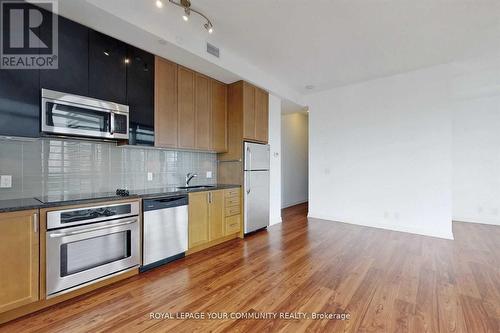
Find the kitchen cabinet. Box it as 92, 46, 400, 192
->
255, 88, 269, 142
188, 191, 210, 248
154, 57, 178, 148
209, 191, 225, 240
189, 189, 236, 250
188, 189, 241, 252
177, 67, 196, 149
218, 81, 269, 165
224, 188, 241, 235
0, 210, 39, 314
127, 46, 155, 146
0, 68, 40, 138
40, 14, 89, 96
89, 30, 127, 104
242, 82, 269, 143
243, 82, 256, 140
211, 79, 228, 152
195, 73, 211, 150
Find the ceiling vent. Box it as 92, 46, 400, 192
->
207, 43, 220, 58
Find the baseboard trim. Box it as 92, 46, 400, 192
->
307, 213, 454, 240
453, 218, 500, 227
270, 216, 282, 225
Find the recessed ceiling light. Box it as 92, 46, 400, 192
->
156, 0, 163, 8
305, 85, 315, 90
103, 51, 110, 56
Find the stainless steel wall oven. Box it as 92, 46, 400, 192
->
46, 201, 140, 297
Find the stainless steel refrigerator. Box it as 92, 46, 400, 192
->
244, 142, 270, 234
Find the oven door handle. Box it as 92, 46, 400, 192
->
49, 218, 137, 238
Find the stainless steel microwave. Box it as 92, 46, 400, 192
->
41, 89, 129, 140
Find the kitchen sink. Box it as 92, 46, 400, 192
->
176, 185, 217, 190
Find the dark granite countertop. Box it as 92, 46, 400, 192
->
0, 198, 45, 213
0, 184, 241, 213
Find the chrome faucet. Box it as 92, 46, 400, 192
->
185, 172, 198, 187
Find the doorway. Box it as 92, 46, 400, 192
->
281, 100, 309, 216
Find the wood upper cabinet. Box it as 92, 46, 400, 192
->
211, 80, 228, 153
195, 74, 211, 150
227, 81, 268, 145
0, 210, 39, 314
178, 67, 196, 149
154, 57, 178, 148
255, 88, 269, 143
188, 192, 210, 248
243, 83, 256, 140
154, 59, 228, 151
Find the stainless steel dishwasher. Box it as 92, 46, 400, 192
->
141, 195, 188, 272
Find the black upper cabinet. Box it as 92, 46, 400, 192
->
127, 46, 155, 146
40, 14, 89, 96
89, 31, 127, 104
0, 69, 40, 138
0, 1, 41, 138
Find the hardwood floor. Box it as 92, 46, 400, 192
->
1, 203, 499, 332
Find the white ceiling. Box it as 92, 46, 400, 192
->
62, 0, 500, 98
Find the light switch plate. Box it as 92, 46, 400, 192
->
206, 171, 212, 179
0, 175, 12, 188
147, 172, 153, 181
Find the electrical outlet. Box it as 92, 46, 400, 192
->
0, 175, 12, 188
206, 171, 212, 179
147, 172, 153, 181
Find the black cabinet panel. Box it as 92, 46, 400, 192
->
40, 14, 89, 96
89, 31, 127, 104
127, 46, 154, 146
0, 69, 40, 137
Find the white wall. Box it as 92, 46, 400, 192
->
306, 64, 454, 239
452, 56, 500, 226
269, 95, 282, 225
281, 113, 309, 208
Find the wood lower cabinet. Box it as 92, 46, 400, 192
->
188, 192, 210, 248
224, 189, 242, 235
0, 210, 39, 314
208, 191, 224, 241
188, 188, 241, 253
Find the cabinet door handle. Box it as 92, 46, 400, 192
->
33, 213, 38, 233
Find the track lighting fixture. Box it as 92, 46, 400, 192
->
165, 0, 214, 34
182, 8, 190, 21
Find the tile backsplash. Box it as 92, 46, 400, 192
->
0, 138, 217, 200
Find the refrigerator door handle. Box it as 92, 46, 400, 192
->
247, 146, 252, 171
246, 172, 251, 194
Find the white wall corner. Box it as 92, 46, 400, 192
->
268, 94, 282, 226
